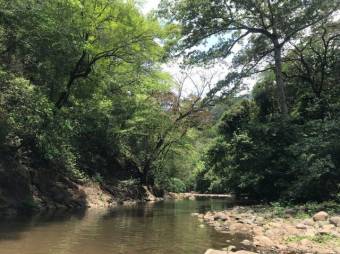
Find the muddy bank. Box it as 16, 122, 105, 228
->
0, 159, 159, 217
194, 206, 340, 254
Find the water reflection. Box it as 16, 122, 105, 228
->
0, 199, 240, 254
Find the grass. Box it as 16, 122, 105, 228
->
286, 233, 340, 245
252, 201, 340, 219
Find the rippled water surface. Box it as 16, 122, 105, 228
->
0, 199, 243, 254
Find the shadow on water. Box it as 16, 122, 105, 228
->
0, 209, 87, 241
0, 199, 249, 254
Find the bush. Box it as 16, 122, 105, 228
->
286, 119, 340, 201
168, 178, 187, 193
201, 96, 340, 201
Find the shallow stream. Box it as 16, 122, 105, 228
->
0, 199, 245, 254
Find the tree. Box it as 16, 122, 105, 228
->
285, 22, 340, 99
198, 21, 340, 200
0, 0, 164, 108
115, 68, 216, 186
159, 0, 339, 116
0, 0, 173, 184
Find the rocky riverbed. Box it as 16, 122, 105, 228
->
193, 207, 340, 254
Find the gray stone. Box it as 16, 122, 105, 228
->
255, 216, 265, 225
204, 249, 228, 254
313, 211, 329, 221
285, 208, 296, 215
317, 220, 330, 228
214, 212, 229, 221
234, 251, 257, 254
319, 224, 336, 234
241, 239, 253, 246
296, 223, 308, 229
330, 216, 340, 227
204, 214, 214, 221
254, 235, 274, 247
302, 219, 315, 226
222, 245, 236, 253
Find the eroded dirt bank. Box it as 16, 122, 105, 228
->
0, 159, 158, 217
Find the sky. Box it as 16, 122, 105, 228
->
142, 0, 161, 14
140, 0, 254, 96
140, 0, 236, 96
139, 1, 340, 97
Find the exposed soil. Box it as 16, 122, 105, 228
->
0, 158, 156, 217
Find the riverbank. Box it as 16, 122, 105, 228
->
194, 204, 340, 254
0, 158, 160, 217
164, 192, 235, 201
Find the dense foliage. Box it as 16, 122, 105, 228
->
159, 0, 340, 201
1, 0, 340, 203
0, 0, 198, 193
195, 28, 340, 201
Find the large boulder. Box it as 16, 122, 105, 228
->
313, 211, 329, 221
229, 222, 253, 235
253, 235, 274, 247
296, 223, 308, 229
214, 212, 229, 221
334, 247, 340, 254
302, 218, 315, 226
330, 216, 340, 227
319, 224, 336, 234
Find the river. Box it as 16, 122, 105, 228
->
0, 199, 245, 254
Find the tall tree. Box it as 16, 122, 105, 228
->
0, 0, 164, 108
159, 0, 339, 116
286, 22, 340, 98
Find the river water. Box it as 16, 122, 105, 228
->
0, 199, 245, 254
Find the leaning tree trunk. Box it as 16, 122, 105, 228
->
273, 43, 289, 117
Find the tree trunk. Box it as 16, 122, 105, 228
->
273, 43, 289, 116
140, 163, 155, 186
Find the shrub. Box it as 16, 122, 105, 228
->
168, 178, 187, 193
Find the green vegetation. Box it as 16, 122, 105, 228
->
0, 0, 200, 196
0, 0, 340, 206
159, 0, 340, 201
252, 201, 340, 219
286, 233, 340, 245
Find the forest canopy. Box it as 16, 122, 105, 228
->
1, 0, 340, 202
